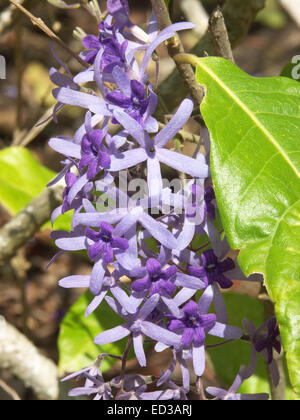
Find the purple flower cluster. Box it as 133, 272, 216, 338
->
48, 0, 278, 401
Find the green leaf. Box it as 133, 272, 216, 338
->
0, 147, 54, 214
58, 291, 134, 375
194, 57, 300, 397
0, 147, 71, 231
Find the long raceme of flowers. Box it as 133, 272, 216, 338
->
48, 0, 281, 401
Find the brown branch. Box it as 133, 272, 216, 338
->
9, 0, 89, 69
0, 183, 64, 266
209, 7, 234, 63
0, 319, 58, 400
150, 0, 205, 108
157, 0, 266, 111
17, 104, 62, 147
14, 9, 24, 142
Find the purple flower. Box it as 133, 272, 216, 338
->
53, 223, 129, 295
94, 294, 181, 367
62, 364, 112, 400
206, 371, 269, 400
81, 34, 101, 65
254, 317, 281, 365
157, 349, 191, 391
189, 184, 216, 221
163, 290, 243, 377
59, 267, 139, 316
72, 187, 179, 264
189, 249, 235, 290
86, 222, 129, 263
62, 172, 77, 213
109, 98, 209, 195
101, 37, 129, 73
51, 171, 92, 225
49, 112, 115, 205
243, 318, 281, 387
107, 80, 150, 125
204, 186, 216, 221
138, 380, 188, 401
107, 0, 131, 29
132, 258, 177, 297
79, 129, 111, 180
107, 0, 130, 16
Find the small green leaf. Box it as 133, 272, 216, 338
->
0, 147, 54, 214
58, 291, 134, 375
194, 57, 300, 397
0, 147, 71, 231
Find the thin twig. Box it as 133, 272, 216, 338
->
9, 0, 89, 69
208, 7, 235, 63
206, 339, 236, 349
196, 377, 206, 400
120, 334, 133, 381
0, 377, 21, 401
151, 0, 205, 109
17, 104, 62, 147
14, 9, 24, 143
157, 0, 266, 112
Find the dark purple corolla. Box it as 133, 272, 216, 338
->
53, 222, 129, 295
189, 249, 235, 290
79, 129, 111, 180
107, 80, 150, 127
107, 0, 131, 29
132, 258, 177, 297
243, 318, 281, 387
130, 258, 181, 317
86, 222, 129, 264
157, 289, 243, 377
51, 171, 93, 225
255, 317, 281, 365
81, 132, 108, 177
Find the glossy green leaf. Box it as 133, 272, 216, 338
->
58, 291, 134, 375
0, 147, 71, 231
194, 57, 300, 397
